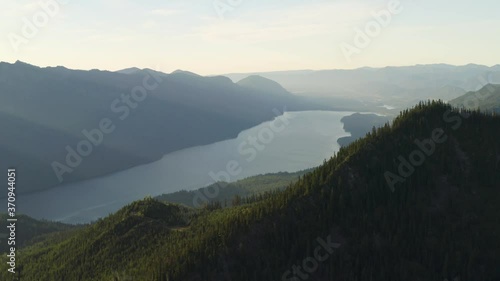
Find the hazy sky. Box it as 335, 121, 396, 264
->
2, 0, 499, 75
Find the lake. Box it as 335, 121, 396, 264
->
16, 111, 354, 223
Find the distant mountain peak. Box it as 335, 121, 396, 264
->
13, 60, 39, 68
207, 75, 234, 85
116, 67, 141, 74
15, 60, 30, 65
171, 69, 201, 77
464, 63, 483, 67
237, 75, 290, 95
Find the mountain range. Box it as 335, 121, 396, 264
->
0, 61, 333, 195
4, 62, 493, 197
225, 64, 500, 108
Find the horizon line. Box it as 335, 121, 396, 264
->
2, 60, 500, 77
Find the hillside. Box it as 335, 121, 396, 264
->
0, 61, 332, 195
450, 84, 500, 113
156, 170, 310, 208
1, 199, 194, 280
2, 102, 500, 281
0, 214, 75, 254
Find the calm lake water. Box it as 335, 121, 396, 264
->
17, 111, 353, 223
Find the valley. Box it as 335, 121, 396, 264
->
9, 110, 360, 224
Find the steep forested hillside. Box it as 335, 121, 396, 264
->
450, 84, 500, 113
2, 102, 499, 281
0, 61, 331, 195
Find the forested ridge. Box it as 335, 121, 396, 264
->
155, 170, 309, 208
1, 101, 499, 281
450, 84, 500, 113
